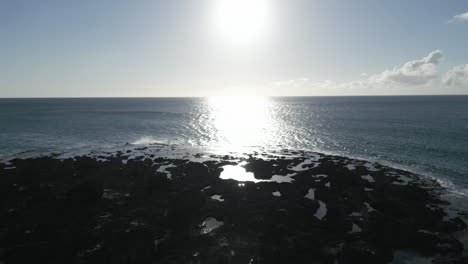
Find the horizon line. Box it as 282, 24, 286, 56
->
1, 94, 468, 99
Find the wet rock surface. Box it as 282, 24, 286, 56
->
0, 152, 466, 263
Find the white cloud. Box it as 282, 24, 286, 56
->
270, 50, 467, 95
279, 50, 442, 88
448, 11, 468, 23
371, 50, 442, 86
443, 64, 468, 86
273, 78, 309, 87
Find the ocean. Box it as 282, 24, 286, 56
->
1, 96, 467, 195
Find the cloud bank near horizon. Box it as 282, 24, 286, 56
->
272, 50, 468, 95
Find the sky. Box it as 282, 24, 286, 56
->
1, 0, 468, 97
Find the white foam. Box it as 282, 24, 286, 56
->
418, 229, 439, 235
270, 173, 296, 183
289, 159, 317, 172
157, 163, 177, 179
345, 164, 356, 170
201, 185, 211, 191
84, 243, 102, 254
220, 164, 260, 182
132, 136, 167, 145
211, 195, 224, 202
393, 175, 412, 185
364, 162, 380, 172
325, 182, 331, 187
130, 220, 144, 227
220, 163, 296, 183
349, 212, 362, 217
201, 217, 223, 234
361, 174, 375, 183
305, 188, 315, 200
99, 213, 112, 219
272, 191, 281, 197
313, 174, 328, 178
309, 153, 321, 161
103, 189, 129, 200
314, 200, 327, 220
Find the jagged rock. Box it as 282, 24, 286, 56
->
0, 153, 466, 263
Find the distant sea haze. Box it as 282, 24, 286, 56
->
1, 96, 467, 195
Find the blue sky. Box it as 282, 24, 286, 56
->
1, 0, 468, 97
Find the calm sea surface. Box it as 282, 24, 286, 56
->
1, 96, 467, 193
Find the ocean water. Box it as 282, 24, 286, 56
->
1, 96, 467, 194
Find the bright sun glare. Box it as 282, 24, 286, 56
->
207, 96, 276, 153
213, 0, 269, 44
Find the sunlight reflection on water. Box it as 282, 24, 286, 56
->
219, 163, 262, 183
204, 96, 278, 153
219, 162, 296, 183
186, 96, 325, 157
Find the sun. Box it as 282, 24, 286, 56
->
213, 0, 269, 44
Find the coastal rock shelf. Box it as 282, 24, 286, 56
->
0, 151, 466, 263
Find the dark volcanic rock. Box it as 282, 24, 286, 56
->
0, 153, 466, 264
244, 158, 274, 179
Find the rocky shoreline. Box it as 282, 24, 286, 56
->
0, 150, 466, 263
